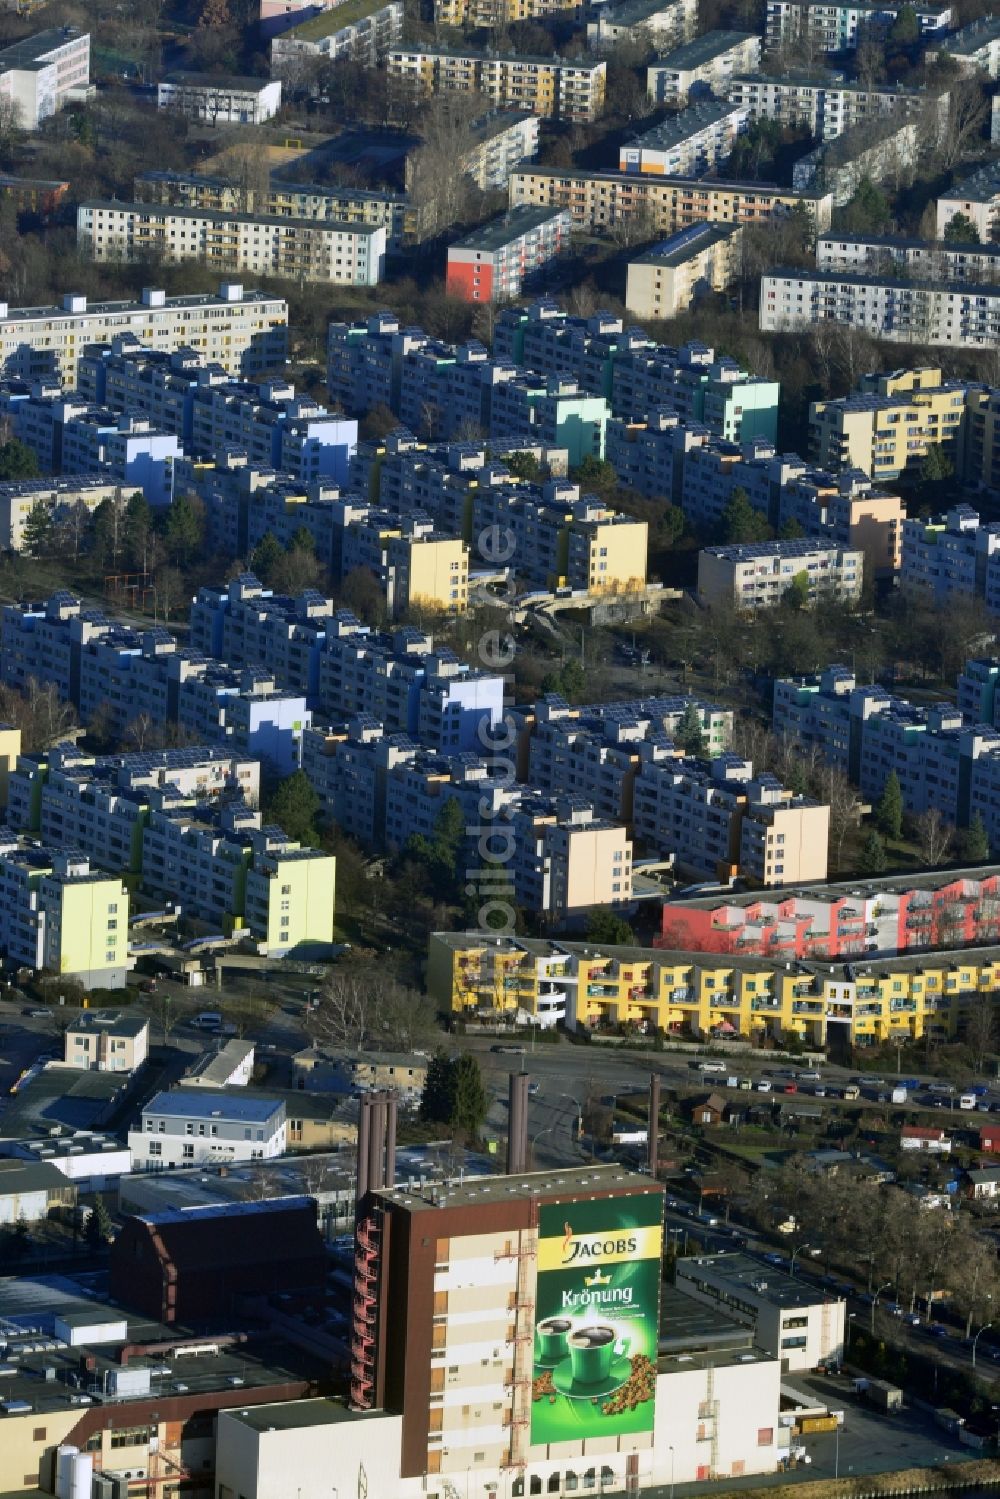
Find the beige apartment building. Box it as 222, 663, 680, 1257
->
632, 753, 830, 886
510, 165, 832, 232
386, 48, 607, 121
809, 368, 967, 480
697, 538, 864, 610
63, 1010, 149, 1073
0, 284, 288, 387
626, 222, 743, 317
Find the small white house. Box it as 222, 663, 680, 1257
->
156, 72, 282, 125
184, 1039, 256, 1089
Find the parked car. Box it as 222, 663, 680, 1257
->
22, 1007, 49, 1018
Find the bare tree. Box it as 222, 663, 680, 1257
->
963, 989, 996, 1074
917, 807, 955, 867
814, 764, 864, 871
935, 77, 989, 170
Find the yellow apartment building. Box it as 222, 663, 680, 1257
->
809, 368, 967, 480
243, 847, 336, 957
434, 0, 580, 25
428, 932, 1000, 1048
386, 48, 606, 121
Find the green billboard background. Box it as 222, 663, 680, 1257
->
530, 1190, 663, 1447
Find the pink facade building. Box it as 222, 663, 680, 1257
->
657, 869, 1000, 959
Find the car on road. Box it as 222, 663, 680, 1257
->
905, 1313, 920, 1326
924, 1324, 950, 1340
783, 1082, 798, 1093
22, 1007, 49, 1019
528, 1081, 541, 1096
798, 1070, 822, 1081
490, 1044, 525, 1055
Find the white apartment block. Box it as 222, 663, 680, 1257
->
0, 27, 89, 131
157, 72, 282, 123
792, 115, 925, 207
646, 29, 760, 104
137, 169, 416, 252
927, 14, 1000, 77
937, 164, 1000, 242
77, 201, 386, 287
0, 476, 120, 552
459, 110, 540, 190
698, 538, 864, 611
129, 1090, 286, 1171
728, 72, 944, 140
269, 0, 402, 68
0, 592, 311, 774
77, 343, 356, 483
0, 841, 131, 988
761, 268, 1000, 350
676, 1254, 846, 1373
8, 744, 335, 956
0, 284, 288, 387
901, 504, 1000, 614
764, 0, 952, 54
817, 232, 1000, 282
619, 99, 750, 177
772, 664, 1000, 845
587, 0, 697, 49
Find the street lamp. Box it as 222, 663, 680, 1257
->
834, 1421, 841, 1480
669, 1444, 675, 1499
973, 1317, 996, 1371
560, 1092, 584, 1140
789, 1242, 811, 1277
529, 1122, 554, 1167
846, 1312, 857, 1354
871, 1281, 893, 1336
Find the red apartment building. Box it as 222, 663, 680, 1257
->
446, 205, 571, 303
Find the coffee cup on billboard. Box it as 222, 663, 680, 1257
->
568, 1325, 617, 1385
536, 1317, 572, 1362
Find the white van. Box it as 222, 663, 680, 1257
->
191, 1011, 223, 1031
756, 1079, 773, 1093
698, 1061, 727, 1074
959, 1092, 977, 1110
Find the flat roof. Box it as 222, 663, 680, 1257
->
79, 200, 382, 236
378, 1163, 656, 1213
280, 0, 398, 38
659, 1284, 754, 1352
451, 205, 568, 251
0, 28, 83, 70
766, 264, 1000, 297
162, 71, 277, 90
650, 29, 758, 69
633, 221, 742, 266
0, 288, 286, 327
390, 44, 604, 68
69, 1008, 147, 1038
678, 1252, 844, 1309
143, 1088, 283, 1123
512, 164, 825, 199
227, 1396, 379, 1431
629, 100, 745, 151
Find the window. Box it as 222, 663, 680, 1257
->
758, 1428, 774, 1446
33, 1427, 46, 1441
148, 1140, 162, 1156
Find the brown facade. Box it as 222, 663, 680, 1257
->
110, 1198, 326, 1324
373, 1182, 663, 1478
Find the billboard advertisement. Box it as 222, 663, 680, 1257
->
530, 1190, 663, 1447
